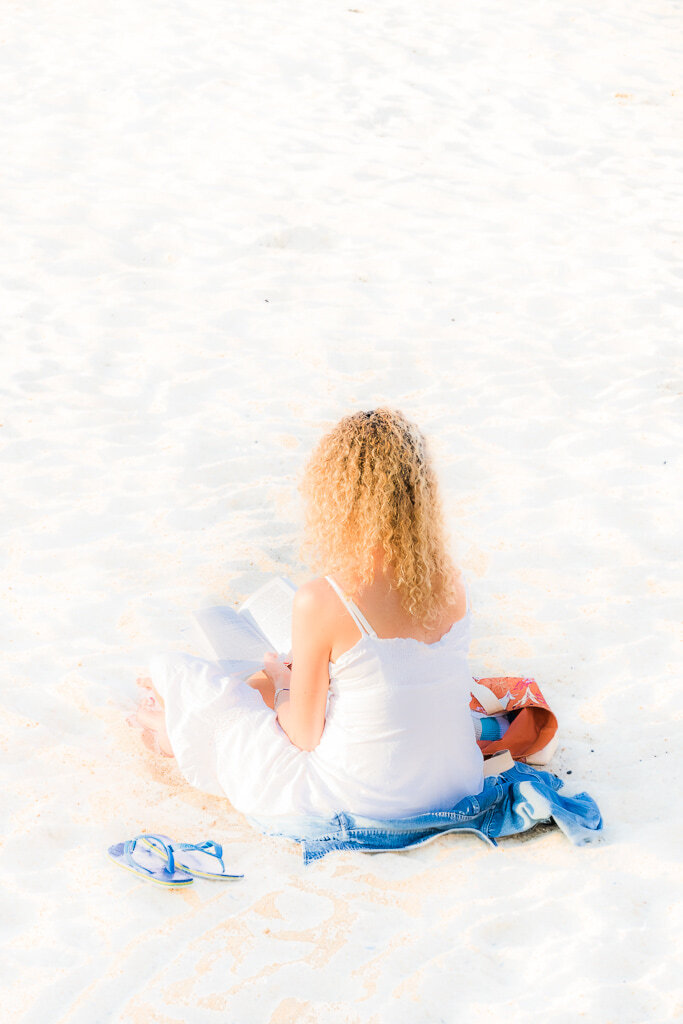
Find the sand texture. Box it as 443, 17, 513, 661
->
1, 1, 682, 1021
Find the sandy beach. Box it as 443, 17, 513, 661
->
2, 1, 682, 1021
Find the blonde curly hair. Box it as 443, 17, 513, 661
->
298, 408, 460, 627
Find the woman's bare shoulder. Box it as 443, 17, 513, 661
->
291, 577, 339, 654
294, 576, 335, 600
292, 577, 338, 620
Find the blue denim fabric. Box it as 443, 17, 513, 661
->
247, 762, 603, 865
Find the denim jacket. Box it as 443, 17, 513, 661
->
247, 761, 603, 865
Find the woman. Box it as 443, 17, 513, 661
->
132, 408, 485, 825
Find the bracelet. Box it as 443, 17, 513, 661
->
274, 687, 290, 712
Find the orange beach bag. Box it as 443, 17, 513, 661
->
470, 676, 559, 766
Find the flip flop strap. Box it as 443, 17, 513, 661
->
128, 833, 176, 875
175, 839, 225, 872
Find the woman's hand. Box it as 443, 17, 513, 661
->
262, 652, 292, 689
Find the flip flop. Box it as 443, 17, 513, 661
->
138, 832, 244, 880
107, 833, 194, 887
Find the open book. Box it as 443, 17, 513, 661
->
192, 575, 297, 680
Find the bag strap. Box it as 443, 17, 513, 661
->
470, 681, 506, 715
482, 748, 515, 776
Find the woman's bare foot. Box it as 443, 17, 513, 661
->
140, 725, 174, 758
136, 676, 165, 709
133, 705, 174, 757
128, 677, 174, 758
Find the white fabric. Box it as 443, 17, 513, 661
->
149, 590, 485, 822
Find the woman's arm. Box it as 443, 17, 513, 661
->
263, 581, 332, 752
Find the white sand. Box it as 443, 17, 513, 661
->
2, 1, 681, 1021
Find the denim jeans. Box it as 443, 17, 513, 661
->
247, 762, 603, 865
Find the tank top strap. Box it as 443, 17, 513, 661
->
324, 575, 378, 638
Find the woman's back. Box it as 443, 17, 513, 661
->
326, 554, 469, 663
308, 574, 485, 818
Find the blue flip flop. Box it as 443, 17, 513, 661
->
138, 832, 244, 880
107, 833, 194, 887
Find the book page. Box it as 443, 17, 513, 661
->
239, 576, 297, 654
215, 658, 267, 682
193, 605, 271, 661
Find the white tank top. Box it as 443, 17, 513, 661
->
306, 575, 485, 818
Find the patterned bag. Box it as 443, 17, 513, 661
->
470, 676, 559, 766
